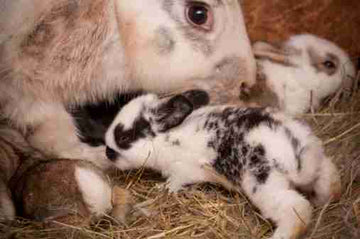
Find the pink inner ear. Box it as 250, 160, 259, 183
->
253, 41, 298, 66
255, 50, 288, 64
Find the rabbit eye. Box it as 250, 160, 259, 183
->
118, 136, 130, 143
323, 60, 336, 69
186, 2, 213, 31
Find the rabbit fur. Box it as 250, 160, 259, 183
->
105, 90, 341, 239
11, 158, 132, 225
0, 120, 132, 223
240, 34, 356, 115
0, 0, 256, 166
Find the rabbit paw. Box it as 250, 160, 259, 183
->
165, 178, 186, 193
111, 186, 133, 224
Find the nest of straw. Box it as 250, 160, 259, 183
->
1, 70, 360, 239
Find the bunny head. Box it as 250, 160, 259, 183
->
116, 0, 257, 93
287, 34, 355, 93
0, 0, 255, 127
105, 90, 209, 170
240, 34, 356, 114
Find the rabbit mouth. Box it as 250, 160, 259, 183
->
213, 56, 248, 78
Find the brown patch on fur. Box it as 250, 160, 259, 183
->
15, 0, 109, 103
204, 77, 246, 105
183, 57, 255, 106
0, 141, 21, 183
13, 160, 91, 222
10, 159, 113, 226
307, 47, 340, 76
81, 0, 107, 20
114, 1, 138, 79
0, 122, 42, 184
20, 1, 78, 59
239, 68, 279, 108
21, 23, 55, 60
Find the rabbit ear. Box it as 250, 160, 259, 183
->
156, 95, 193, 132
253, 41, 295, 66
180, 90, 209, 110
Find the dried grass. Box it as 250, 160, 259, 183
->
1, 73, 360, 239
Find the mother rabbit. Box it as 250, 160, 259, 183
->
0, 0, 255, 221
0, 0, 256, 167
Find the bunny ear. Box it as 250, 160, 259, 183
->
180, 90, 209, 110
253, 41, 295, 66
156, 95, 193, 132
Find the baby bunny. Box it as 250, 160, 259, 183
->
240, 34, 356, 115
105, 90, 341, 239
10, 158, 132, 226
0, 121, 43, 222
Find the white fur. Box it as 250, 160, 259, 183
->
105, 93, 341, 239
254, 34, 356, 115
75, 166, 112, 217
0, 0, 256, 165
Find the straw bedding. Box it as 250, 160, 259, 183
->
1, 71, 359, 239
1, 0, 360, 237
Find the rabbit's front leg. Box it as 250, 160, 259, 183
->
165, 177, 186, 193
164, 163, 210, 193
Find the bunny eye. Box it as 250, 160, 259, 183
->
118, 136, 130, 143
186, 2, 213, 31
323, 60, 336, 69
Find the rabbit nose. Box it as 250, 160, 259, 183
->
106, 147, 119, 161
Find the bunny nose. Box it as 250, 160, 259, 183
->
106, 147, 119, 161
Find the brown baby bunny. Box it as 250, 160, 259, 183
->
10, 158, 133, 226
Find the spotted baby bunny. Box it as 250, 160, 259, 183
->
105, 90, 341, 239
240, 34, 356, 115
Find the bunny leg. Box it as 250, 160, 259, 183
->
165, 163, 213, 193
312, 157, 341, 206
290, 143, 341, 206
111, 186, 133, 223
242, 171, 312, 239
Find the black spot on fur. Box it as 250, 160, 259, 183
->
106, 147, 119, 161
207, 107, 274, 185
205, 107, 278, 132
154, 27, 175, 55
241, 146, 248, 156
181, 90, 210, 110
211, 132, 244, 185
272, 158, 287, 174
156, 95, 193, 132
69, 92, 144, 146
114, 116, 155, 150
248, 145, 270, 184
284, 127, 303, 171
172, 139, 181, 146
